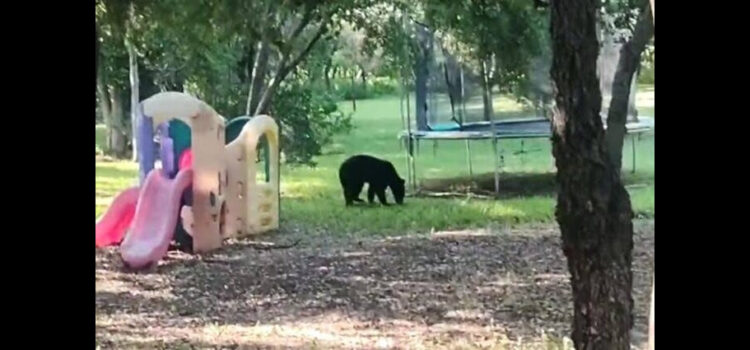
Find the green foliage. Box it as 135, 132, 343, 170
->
96, 0, 649, 166
353, 3, 421, 80
329, 76, 400, 100
271, 80, 353, 166
600, 0, 648, 37
134, 0, 252, 117
423, 0, 548, 88
369, 76, 401, 96
96, 0, 130, 92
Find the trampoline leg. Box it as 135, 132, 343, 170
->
631, 135, 637, 174
465, 139, 473, 179
414, 139, 418, 190
433, 140, 438, 157
493, 137, 500, 194
500, 144, 505, 169
404, 137, 411, 191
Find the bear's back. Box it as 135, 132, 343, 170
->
339, 154, 397, 183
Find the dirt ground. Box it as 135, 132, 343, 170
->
96, 220, 654, 350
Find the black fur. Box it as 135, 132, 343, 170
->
171, 187, 193, 253
339, 154, 405, 206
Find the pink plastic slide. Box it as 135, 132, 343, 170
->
120, 168, 193, 269
96, 187, 140, 248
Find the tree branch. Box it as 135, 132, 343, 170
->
282, 4, 316, 54
533, 0, 549, 9
283, 22, 329, 76
604, 3, 653, 172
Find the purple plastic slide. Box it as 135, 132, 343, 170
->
120, 167, 193, 269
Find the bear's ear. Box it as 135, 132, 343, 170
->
399, 178, 405, 184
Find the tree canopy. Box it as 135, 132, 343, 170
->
96, 0, 651, 166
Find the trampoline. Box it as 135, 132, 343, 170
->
399, 116, 654, 194
396, 20, 654, 194
403, 116, 654, 140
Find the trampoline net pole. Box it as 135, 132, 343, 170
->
632, 134, 637, 174
399, 87, 405, 134
493, 137, 500, 194
405, 78, 416, 192
465, 139, 473, 179
459, 66, 465, 126
412, 138, 418, 190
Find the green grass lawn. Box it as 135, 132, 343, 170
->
96, 87, 654, 237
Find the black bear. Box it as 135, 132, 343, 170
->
339, 154, 405, 206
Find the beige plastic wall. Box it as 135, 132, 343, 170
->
224, 115, 279, 238
141, 92, 226, 253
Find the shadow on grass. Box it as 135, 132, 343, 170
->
419, 171, 654, 199
282, 194, 555, 237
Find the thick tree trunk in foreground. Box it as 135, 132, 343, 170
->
647, 3, 654, 349
549, 0, 635, 349
605, 5, 653, 173
650, 0, 654, 20
648, 280, 654, 350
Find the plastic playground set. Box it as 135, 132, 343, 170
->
95, 92, 280, 269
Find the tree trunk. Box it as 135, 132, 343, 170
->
647, 8, 653, 350
412, 23, 432, 130
108, 86, 128, 157
414, 60, 428, 129
97, 74, 112, 151
481, 59, 494, 121
648, 279, 654, 350
324, 62, 332, 90
627, 69, 638, 120
549, 0, 635, 349
350, 71, 357, 111
605, 5, 653, 173
253, 54, 289, 116
253, 22, 328, 116
126, 13, 139, 161
359, 65, 367, 94
650, 0, 654, 21
246, 40, 270, 116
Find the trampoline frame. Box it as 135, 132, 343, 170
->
398, 117, 654, 194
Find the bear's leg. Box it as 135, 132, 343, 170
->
375, 186, 390, 206
341, 179, 353, 205
367, 185, 376, 204
345, 181, 364, 206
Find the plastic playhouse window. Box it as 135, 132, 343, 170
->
255, 135, 271, 183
